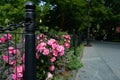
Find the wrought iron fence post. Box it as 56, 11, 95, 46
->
24, 1, 36, 80
73, 29, 76, 55
86, 0, 91, 46
78, 33, 81, 46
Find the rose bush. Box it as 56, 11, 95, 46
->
36, 33, 71, 80
0, 33, 71, 80
0, 34, 24, 80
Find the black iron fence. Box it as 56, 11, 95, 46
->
0, 29, 25, 80
0, 1, 83, 80
71, 29, 82, 55
0, 1, 36, 80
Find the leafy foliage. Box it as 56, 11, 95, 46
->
1, 0, 120, 34
67, 54, 83, 70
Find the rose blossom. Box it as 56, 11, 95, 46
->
9, 60, 16, 65
46, 72, 53, 80
17, 72, 23, 78
62, 35, 71, 40
47, 39, 56, 46
2, 55, 8, 62
39, 33, 44, 37
64, 42, 70, 49
3, 34, 12, 40
21, 54, 25, 62
52, 50, 58, 57
12, 74, 17, 80
40, 42, 46, 47
43, 48, 49, 55
11, 65, 24, 79
50, 57, 56, 62
2, 55, 16, 65
51, 42, 58, 49
8, 46, 14, 54
0, 39, 2, 43
56, 45, 64, 53
36, 42, 46, 52
36, 44, 43, 52
1, 37, 6, 43
37, 36, 40, 40
16, 65, 23, 73
12, 73, 23, 80
13, 49, 20, 55
36, 52, 39, 59
49, 65, 55, 71
59, 51, 64, 56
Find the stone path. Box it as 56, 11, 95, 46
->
75, 41, 120, 80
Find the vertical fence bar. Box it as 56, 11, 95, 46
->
78, 33, 81, 46
73, 29, 76, 55
24, 1, 36, 80
86, 0, 91, 46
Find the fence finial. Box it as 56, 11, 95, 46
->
25, 1, 35, 10
25, 1, 35, 32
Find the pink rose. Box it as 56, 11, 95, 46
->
1, 37, 6, 43
12, 73, 23, 80
0, 39, 2, 43
37, 36, 40, 40
59, 51, 64, 56
21, 54, 25, 62
49, 65, 55, 71
8, 46, 14, 54
36, 44, 43, 52
13, 49, 20, 55
36, 42, 46, 49
40, 42, 46, 47
67, 40, 70, 43
4, 34, 12, 40
47, 39, 56, 46
17, 72, 23, 78
7, 34, 12, 40
62, 35, 71, 40
39, 33, 44, 37
51, 43, 58, 49
64, 42, 70, 49
36, 42, 46, 52
50, 57, 56, 62
16, 65, 23, 73
36, 52, 39, 59
12, 74, 17, 80
57, 45, 64, 52
9, 60, 16, 65
66, 35, 71, 40
43, 48, 49, 55
52, 50, 58, 57
2, 55, 8, 62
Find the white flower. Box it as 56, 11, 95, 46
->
46, 72, 53, 80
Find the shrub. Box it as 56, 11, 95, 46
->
0, 33, 71, 80
66, 50, 83, 70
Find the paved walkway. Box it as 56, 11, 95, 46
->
75, 41, 120, 80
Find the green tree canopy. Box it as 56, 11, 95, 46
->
0, 0, 120, 36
